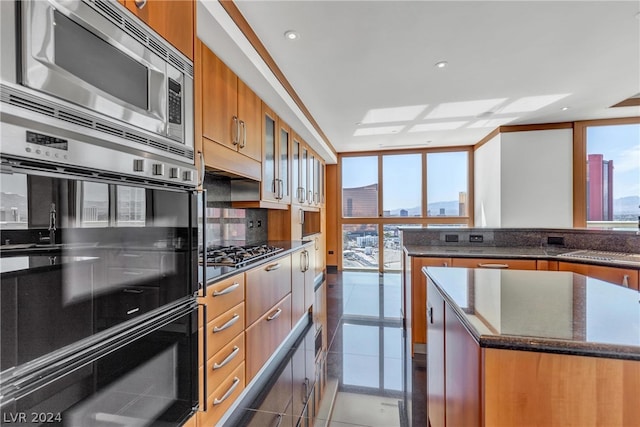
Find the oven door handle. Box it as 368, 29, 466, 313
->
199, 189, 208, 297
199, 303, 208, 412
213, 314, 240, 332
213, 377, 240, 405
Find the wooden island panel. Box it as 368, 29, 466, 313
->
483, 348, 640, 427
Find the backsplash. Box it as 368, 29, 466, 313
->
203, 174, 267, 245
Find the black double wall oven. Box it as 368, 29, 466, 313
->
0, 161, 200, 426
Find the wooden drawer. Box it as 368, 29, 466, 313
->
558, 262, 639, 290
450, 258, 537, 270
245, 255, 292, 326
199, 273, 245, 322
245, 294, 292, 381
198, 362, 246, 427
201, 302, 245, 360
199, 332, 245, 402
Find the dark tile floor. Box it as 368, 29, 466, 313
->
226, 270, 427, 426
322, 270, 427, 427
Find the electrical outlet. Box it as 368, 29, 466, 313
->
257, 220, 262, 227
547, 236, 564, 245
469, 234, 484, 243
248, 220, 254, 229
445, 234, 459, 242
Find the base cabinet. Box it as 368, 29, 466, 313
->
558, 262, 639, 290
426, 276, 640, 427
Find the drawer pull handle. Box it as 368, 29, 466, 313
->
622, 275, 630, 287
266, 263, 281, 272
213, 346, 240, 370
213, 377, 240, 405
127, 308, 140, 315
213, 282, 241, 297
122, 270, 144, 276
271, 413, 284, 427
477, 263, 509, 269
267, 308, 282, 321
213, 314, 240, 332
123, 289, 144, 294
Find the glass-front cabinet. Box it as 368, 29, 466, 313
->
261, 103, 290, 204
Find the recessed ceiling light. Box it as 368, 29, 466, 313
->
434, 61, 448, 69
561, 106, 570, 111
284, 30, 299, 40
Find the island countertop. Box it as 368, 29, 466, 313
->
423, 266, 640, 361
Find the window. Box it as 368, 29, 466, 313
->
574, 119, 640, 230
427, 151, 469, 217
383, 154, 422, 217
116, 186, 146, 226
340, 149, 472, 271
342, 156, 378, 218
81, 182, 109, 227
0, 174, 28, 229
585, 123, 639, 229
342, 224, 378, 270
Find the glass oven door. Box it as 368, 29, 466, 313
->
0, 302, 198, 427
0, 169, 197, 374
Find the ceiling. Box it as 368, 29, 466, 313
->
198, 1, 640, 163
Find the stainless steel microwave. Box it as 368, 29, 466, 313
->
0, 0, 195, 165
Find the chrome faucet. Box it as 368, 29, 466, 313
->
49, 203, 56, 244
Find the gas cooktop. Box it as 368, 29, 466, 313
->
200, 244, 284, 268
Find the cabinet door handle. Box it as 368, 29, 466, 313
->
126, 307, 140, 315
299, 208, 304, 225
134, 0, 147, 9
199, 151, 205, 188
427, 305, 433, 324
123, 288, 144, 294
232, 116, 239, 146
477, 263, 509, 269
308, 190, 313, 204
239, 120, 246, 148
622, 274, 630, 287
271, 413, 284, 427
266, 263, 281, 272
305, 250, 310, 271
300, 251, 307, 273
279, 179, 284, 200
213, 314, 240, 332
267, 308, 282, 321
213, 346, 240, 370
213, 282, 241, 297
213, 377, 240, 405
443, 262, 448, 267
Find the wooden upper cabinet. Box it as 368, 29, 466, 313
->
121, 0, 194, 60
261, 105, 291, 205
201, 46, 238, 150
197, 40, 262, 180
237, 80, 263, 162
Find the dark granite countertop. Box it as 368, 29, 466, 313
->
0, 255, 99, 275
404, 244, 640, 269
199, 240, 313, 285
423, 266, 640, 361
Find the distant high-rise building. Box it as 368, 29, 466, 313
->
400, 209, 408, 217
343, 183, 378, 217
587, 154, 614, 221
458, 192, 467, 216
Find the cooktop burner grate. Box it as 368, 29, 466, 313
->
200, 244, 284, 268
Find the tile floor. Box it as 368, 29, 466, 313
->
227, 270, 427, 427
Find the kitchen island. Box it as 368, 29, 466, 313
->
424, 266, 640, 427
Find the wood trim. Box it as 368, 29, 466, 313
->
499, 122, 573, 133
218, 1, 336, 158
573, 121, 587, 227
473, 127, 500, 151
572, 116, 640, 227
611, 97, 640, 108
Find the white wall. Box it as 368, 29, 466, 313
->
474, 134, 502, 227
474, 128, 573, 227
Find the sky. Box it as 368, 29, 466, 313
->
587, 123, 640, 199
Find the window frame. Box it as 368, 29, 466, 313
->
572, 117, 640, 228
338, 146, 474, 271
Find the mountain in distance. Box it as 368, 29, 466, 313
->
388, 196, 639, 217
614, 196, 639, 214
